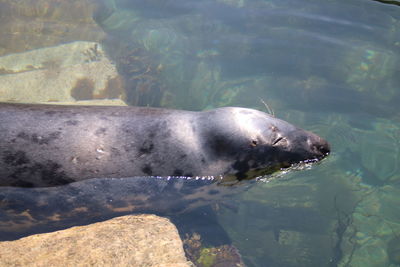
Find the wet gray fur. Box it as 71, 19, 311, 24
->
0, 103, 329, 187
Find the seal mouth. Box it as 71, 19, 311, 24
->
304, 147, 330, 164
278, 152, 329, 175
282, 138, 330, 171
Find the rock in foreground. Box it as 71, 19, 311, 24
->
0, 214, 192, 267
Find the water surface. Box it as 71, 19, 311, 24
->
0, 0, 399, 266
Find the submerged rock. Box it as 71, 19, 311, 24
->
183, 233, 245, 267
0, 214, 192, 267
0, 41, 125, 103
0, 0, 106, 56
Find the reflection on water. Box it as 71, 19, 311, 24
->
0, 176, 248, 240
0, 0, 399, 266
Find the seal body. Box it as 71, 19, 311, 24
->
0, 103, 329, 187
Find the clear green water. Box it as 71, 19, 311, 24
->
0, 0, 399, 266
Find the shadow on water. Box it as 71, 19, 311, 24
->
0, 172, 358, 266
371, 0, 400, 6
0, 176, 250, 241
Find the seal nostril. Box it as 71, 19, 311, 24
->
311, 141, 330, 157
319, 144, 330, 155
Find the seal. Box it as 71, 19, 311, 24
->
0, 103, 330, 187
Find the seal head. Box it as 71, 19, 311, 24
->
197, 107, 330, 180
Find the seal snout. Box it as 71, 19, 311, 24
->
307, 135, 331, 160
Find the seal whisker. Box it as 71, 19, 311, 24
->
259, 97, 275, 117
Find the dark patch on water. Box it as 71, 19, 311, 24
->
208, 189, 220, 195
171, 205, 232, 247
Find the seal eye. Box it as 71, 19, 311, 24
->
251, 140, 258, 147
272, 137, 284, 146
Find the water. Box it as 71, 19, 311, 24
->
0, 0, 399, 266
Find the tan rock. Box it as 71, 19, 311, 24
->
0, 41, 126, 103
0, 214, 193, 267
0, 0, 106, 56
